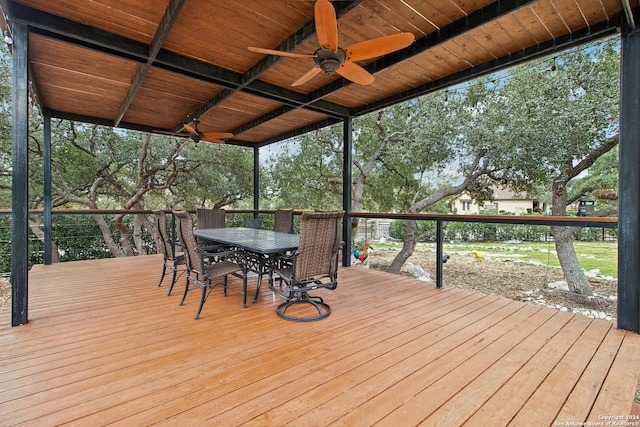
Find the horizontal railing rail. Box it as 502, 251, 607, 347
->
349, 212, 617, 288
0, 209, 618, 288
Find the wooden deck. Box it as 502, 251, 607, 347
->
0, 255, 638, 426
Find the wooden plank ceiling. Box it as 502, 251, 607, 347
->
1, 0, 636, 147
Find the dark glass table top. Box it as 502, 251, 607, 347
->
193, 227, 299, 254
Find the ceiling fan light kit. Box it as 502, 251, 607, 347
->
314, 47, 345, 74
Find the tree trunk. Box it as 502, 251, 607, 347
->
95, 214, 125, 257
388, 219, 417, 274
114, 214, 135, 256
132, 214, 147, 256
28, 216, 60, 263
550, 179, 593, 296
552, 226, 593, 296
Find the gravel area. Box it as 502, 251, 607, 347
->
366, 247, 617, 323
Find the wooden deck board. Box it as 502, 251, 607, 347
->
0, 255, 638, 426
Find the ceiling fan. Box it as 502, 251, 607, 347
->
156, 118, 233, 144
248, 0, 415, 87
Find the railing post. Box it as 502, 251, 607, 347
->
436, 219, 443, 289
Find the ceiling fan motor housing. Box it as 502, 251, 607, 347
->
314, 48, 346, 75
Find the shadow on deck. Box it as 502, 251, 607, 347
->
0, 255, 638, 425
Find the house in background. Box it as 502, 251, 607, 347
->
449, 187, 547, 215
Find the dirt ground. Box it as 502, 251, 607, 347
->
365, 247, 618, 322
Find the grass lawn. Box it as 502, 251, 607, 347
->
374, 240, 618, 278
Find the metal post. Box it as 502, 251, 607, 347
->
618, 22, 640, 333
43, 111, 52, 265
11, 22, 29, 326
342, 117, 353, 267
253, 146, 259, 218
436, 220, 443, 288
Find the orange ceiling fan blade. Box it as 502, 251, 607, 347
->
202, 132, 233, 141
292, 66, 322, 86
183, 123, 198, 135
337, 61, 375, 85
202, 138, 225, 144
345, 33, 415, 62
315, 0, 338, 52
248, 46, 315, 59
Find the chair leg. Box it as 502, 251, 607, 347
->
252, 271, 262, 304
168, 267, 178, 291
167, 275, 176, 296
241, 275, 248, 308
167, 266, 179, 296
180, 275, 190, 306
194, 284, 208, 320
156, 263, 168, 287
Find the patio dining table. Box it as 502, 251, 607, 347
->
193, 227, 299, 305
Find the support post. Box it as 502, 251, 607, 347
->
342, 117, 353, 266
43, 111, 52, 265
618, 21, 640, 333
11, 22, 29, 326
253, 146, 260, 218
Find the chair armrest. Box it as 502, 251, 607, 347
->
278, 250, 299, 262
198, 244, 227, 253
197, 246, 239, 258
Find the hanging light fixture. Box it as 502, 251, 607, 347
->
2, 11, 12, 45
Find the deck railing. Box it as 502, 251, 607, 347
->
349, 212, 618, 288
0, 209, 617, 286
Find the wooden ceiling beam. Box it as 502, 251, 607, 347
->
114, 0, 186, 127
8, 2, 351, 120
256, 117, 343, 147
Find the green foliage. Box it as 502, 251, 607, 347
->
52, 214, 118, 261
174, 143, 254, 209
482, 37, 620, 198
266, 130, 343, 210
0, 214, 158, 273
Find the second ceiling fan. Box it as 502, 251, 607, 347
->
248, 0, 415, 86
158, 118, 233, 144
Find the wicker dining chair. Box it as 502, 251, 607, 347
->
273, 209, 294, 234
196, 207, 228, 247
153, 210, 187, 296
245, 218, 262, 229
196, 207, 225, 229
269, 211, 344, 321
173, 210, 246, 319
